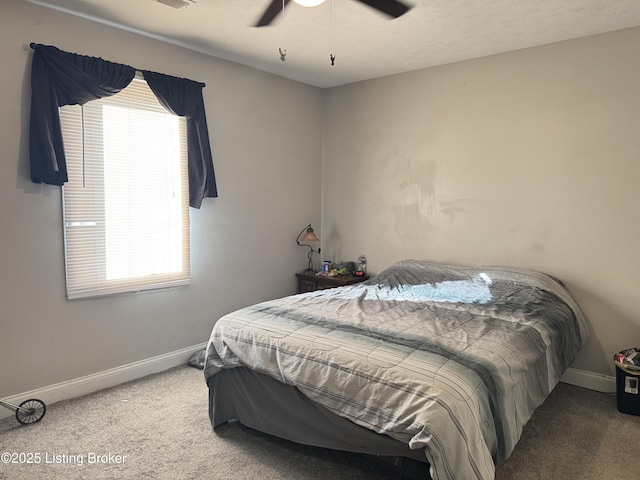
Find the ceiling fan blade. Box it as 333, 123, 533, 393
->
355, 0, 412, 19
255, 0, 291, 27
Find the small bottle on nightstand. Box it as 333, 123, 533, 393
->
357, 255, 367, 276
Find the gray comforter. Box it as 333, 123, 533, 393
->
204, 260, 588, 480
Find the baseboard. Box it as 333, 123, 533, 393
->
560, 367, 616, 393
0, 343, 207, 420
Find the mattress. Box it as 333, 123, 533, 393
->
204, 260, 588, 480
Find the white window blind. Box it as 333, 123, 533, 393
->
60, 77, 190, 300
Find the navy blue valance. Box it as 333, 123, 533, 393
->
29, 43, 217, 208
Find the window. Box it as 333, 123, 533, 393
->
60, 77, 190, 299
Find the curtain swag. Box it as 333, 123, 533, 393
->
28, 43, 217, 208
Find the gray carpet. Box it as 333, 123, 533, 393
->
0, 365, 638, 480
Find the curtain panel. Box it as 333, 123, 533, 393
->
28, 43, 217, 208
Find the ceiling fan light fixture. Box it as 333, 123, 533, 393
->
256, 0, 411, 27
293, 0, 326, 7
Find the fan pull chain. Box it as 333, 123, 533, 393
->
279, 0, 287, 61
329, 0, 335, 65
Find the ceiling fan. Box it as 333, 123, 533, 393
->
255, 0, 413, 27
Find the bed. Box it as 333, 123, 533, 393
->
204, 260, 588, 480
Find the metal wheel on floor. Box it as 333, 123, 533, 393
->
15, 398, 46, 425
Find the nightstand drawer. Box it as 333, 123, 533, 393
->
295, 272, 369, 294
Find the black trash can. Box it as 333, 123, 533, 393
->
614, 348, 640, 416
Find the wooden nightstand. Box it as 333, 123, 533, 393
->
296, 272, 369, 294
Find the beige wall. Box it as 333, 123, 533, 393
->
0, 0, 322, 395
321, 27, 640, 377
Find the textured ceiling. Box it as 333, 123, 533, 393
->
25, 0, 640, 88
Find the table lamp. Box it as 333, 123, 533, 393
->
296, 224, 321, 273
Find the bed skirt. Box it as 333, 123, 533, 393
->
208, 367, 431, 479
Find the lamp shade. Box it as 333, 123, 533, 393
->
301, 226, 319, 242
